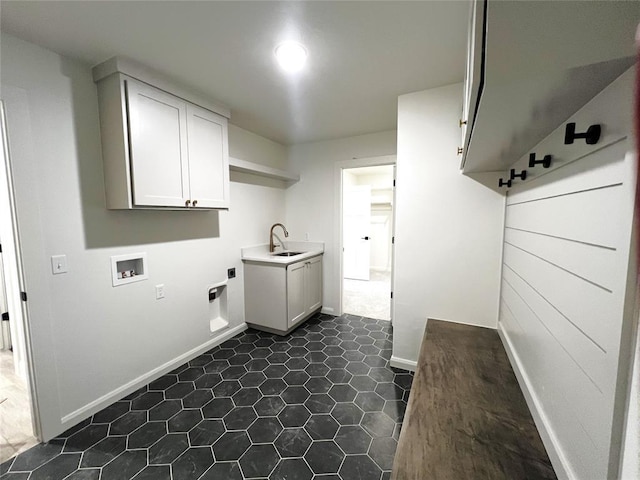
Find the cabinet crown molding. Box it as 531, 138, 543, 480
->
92, 56, 231, 119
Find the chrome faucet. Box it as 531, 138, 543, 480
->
270, 223, 289, 252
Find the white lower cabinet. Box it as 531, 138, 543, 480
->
244, 255, 323, 334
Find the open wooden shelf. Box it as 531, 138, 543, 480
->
229, 157, 299, 182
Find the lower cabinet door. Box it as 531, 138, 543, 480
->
305, 256, 323, 313
287, 261, 307, 326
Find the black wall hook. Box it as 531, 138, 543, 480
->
498, 178, 512, 188
510, 169, 527, 181
529, 153, 552, 168
564, 122, 601, 145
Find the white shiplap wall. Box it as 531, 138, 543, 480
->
498, 68, 637, 480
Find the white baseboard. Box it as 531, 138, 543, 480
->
390, 355, 417, 372
60, 323, 248, 428
498, 324, 574, 480
321, 307, 335, 315
370, 267, 391, 273
427, 316, 497, 330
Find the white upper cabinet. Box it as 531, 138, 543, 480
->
460, 0, 639, 173
127, 80, 190, 207
185, 104, 229, 209
460, 0, 483, 157
93, 57, 230, 209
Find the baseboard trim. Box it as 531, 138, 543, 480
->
390, 355, 417, 372
498, 324, 573, 480
60, 323, 248, 427
427, 316, 497, 330
321, 307, 335, 315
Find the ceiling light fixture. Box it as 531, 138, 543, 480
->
275, 41, 307, 73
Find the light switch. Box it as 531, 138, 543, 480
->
51, 255, 68, 274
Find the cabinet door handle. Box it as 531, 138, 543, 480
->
185, 199, 191, 207
192, 200, 198, 207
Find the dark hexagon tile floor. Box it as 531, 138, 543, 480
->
0, 314, 412, 480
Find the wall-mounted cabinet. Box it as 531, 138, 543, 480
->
93, 57, 230, 209
460, 0, 638, 173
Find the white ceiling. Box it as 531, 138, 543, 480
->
0, 1, 468, 145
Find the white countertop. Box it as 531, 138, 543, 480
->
241, 241, 324, 266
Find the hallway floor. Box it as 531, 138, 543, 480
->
0, 313, 411, 480
343, 270, 391, 321
0, 350, 38, 463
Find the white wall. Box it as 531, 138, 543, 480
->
497, 69, 637, 480
0, 33, 288, 440
229, 123, 287, 170
393, 83, 505, 368
285, 131, 397, 314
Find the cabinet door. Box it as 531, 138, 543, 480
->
287, 261, 307, 327
186, 104, 230, 208
305, 256, 323, 313
126, 80, 189, 207
461, 0, 485, 157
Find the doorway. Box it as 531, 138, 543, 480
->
0, 100, 38, 462
341, 164, 395, 321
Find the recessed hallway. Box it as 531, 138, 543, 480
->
343, 271, 391, 321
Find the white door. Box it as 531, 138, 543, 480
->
305, 256, 323, 313
287, 261, 307, 326
126, 80, 189, 207
186, 104, 230, 208
343, 185, 371, 280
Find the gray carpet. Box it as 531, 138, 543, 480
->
343, 271, 391, 321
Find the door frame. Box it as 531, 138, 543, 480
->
334, 155, 397, 319
0, 100, 41, 440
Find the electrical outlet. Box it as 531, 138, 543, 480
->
155, 284, 165, 299
227, 268, 236, 279
51, 255, 68, 274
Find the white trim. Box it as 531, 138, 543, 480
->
428, 316, 496, 330
498, 322, 574, 480
61, 322, 248, 427
334, 155, 397, 318
0, 100, 41, 440
321, 307, 335, 315
390, 355, 417, 372
92, 56, 231, 118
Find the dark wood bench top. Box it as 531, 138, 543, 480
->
391, 319, 556, 480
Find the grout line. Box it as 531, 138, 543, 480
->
507, 182, 623, 207
505, 241, 613, 293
